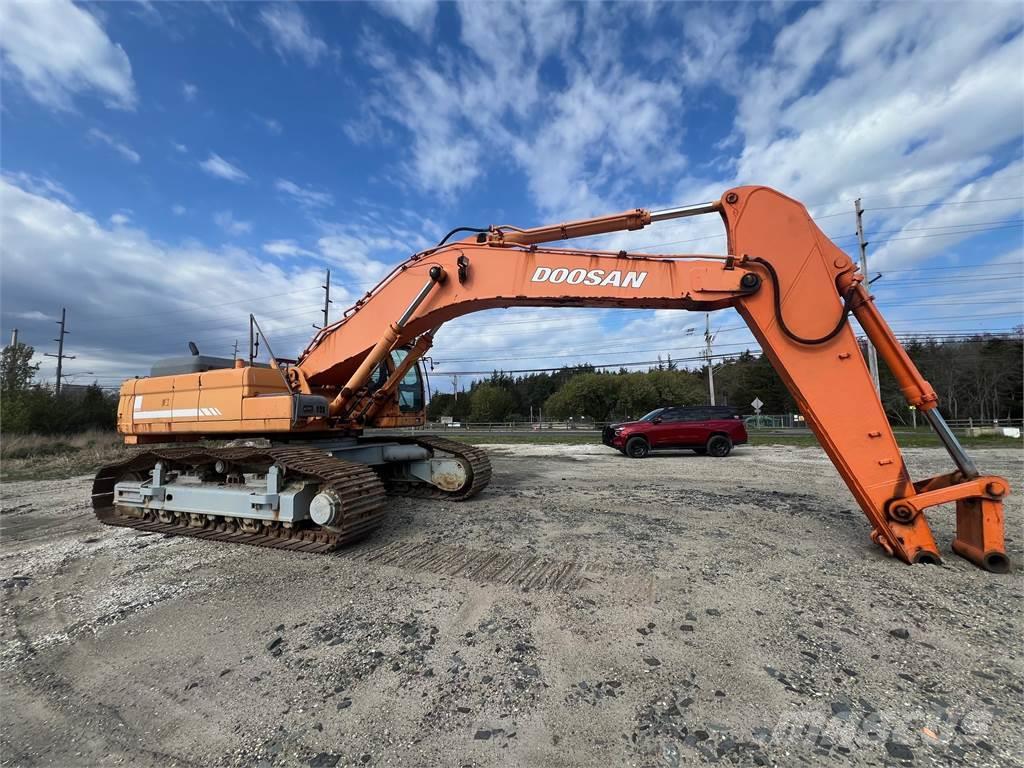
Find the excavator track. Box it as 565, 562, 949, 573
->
379, 436, 492, 500
92, 446, 387, 553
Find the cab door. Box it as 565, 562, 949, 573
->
389, 349, 424, 413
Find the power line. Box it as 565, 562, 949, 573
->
85, 328, 1022, 384
855, 198, 880, 395
874, 272, 1022, 286
865, 218, 1023, 236
876, 262, 1024, 273
628, 216, 1020, 255
855, 173, 1024, 203
866, 195, 1024, 212
88, 284, 326, 325
71, 217, 1023, 343
92, 304, 325, 344
429, 333, 1022, 377
83, 270, 1022, 357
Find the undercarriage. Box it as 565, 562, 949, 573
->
92, 436, 491, 553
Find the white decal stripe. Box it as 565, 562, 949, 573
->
134, 407, 224, 421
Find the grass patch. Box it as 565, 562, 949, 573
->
0, 431, 129, 482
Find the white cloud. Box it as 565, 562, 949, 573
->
275, 178, 334, 208
200, 153, 249, 183
109, 212, 131, 227
258, 115, 283, 135
0, 176, 328, 380
313, 215, 435, 288
172, 204, 186, 216
259, 5, 329, 66
317, 233, 394, 286
6, 310, 51, 322
351, 0, 1024, 258
182, 81, 198, 101
372, 1, 438, 37
870, 160, 1024, 270
0, 0, 136, 110
726, 3, 1024, 213
263, 239, 315, 258
172, 141, 188, 154
353, 4, 679, 210
214, 211, 253, 236
87, 128, 141, 164
1, 171, 75, 203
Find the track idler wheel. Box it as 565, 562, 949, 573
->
310, 489, 344, 530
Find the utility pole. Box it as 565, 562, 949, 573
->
452, 375, 459, 401
9, 328, 17, 347
312, 269, 334, 330
322, 269, 332, 328
704, 313, 716, 406
232, 339, 239, 361
44, 307, 74, 395
855, 198, 881, 397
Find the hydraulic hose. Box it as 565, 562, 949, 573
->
436, 226, 488, 246
747, 256, 856, 345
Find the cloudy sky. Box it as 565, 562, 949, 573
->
1, 1, 1022, 393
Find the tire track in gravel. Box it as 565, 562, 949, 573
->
352, 539, 599, 591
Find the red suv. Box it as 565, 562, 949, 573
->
602, 406, 748, 458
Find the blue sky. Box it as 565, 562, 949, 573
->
1, 1, 1022, 392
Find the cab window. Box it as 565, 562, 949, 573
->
390, 349, 424, 412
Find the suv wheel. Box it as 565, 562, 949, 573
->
625, 436, 650, 459
706, 435, 732, 458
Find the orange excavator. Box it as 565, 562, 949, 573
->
93, 186, 1011, 572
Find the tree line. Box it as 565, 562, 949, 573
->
428, 334, 1023, 425
1, 342, 118, 434
1, 333, 1019, 435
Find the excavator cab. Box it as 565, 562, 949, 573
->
353, 346, 428, 427
388, 349, 425, 413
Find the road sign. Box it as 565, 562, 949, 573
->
751, 397, 763, 415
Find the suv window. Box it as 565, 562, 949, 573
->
659, 408, 686, 422
669, 407, 707, 421
707, 407, 739, 420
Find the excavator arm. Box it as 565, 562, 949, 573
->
297, 185, 1010, 572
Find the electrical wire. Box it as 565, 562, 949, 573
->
866, 195, 1024, 212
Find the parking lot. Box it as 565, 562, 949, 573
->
2, 443, 1021, 767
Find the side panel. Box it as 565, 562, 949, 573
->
119, 366, 298, 439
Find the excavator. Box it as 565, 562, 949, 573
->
92, 186, 1011, 573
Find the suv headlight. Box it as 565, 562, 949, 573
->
614, 427, 625, 435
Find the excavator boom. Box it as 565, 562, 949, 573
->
102, 186, 1010, 572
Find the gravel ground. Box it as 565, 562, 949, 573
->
1, 443, 1021, 768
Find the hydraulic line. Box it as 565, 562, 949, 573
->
436, 226, 488, 246
746, 256, 856, 345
